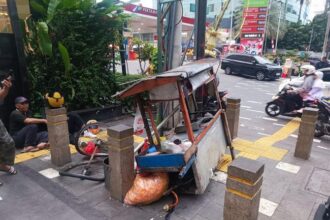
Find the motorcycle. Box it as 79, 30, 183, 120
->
265, 85, 316, 117
315, 97, 330, 137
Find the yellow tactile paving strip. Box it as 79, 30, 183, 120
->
218, 118, 301, 172
14, 134, 145, 164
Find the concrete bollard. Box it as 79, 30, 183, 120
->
107, 124, 135, 202
294, 107, 319, 160
226, 98, 241, 139
46, 107, 71, 166
224, 157, 264, 220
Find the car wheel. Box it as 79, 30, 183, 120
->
225, 67, 232, 75
256, 71, 265, 81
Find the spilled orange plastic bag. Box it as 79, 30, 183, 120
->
124, 172, 169, 205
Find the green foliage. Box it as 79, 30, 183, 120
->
25, 0, 128, 113
132, 38, 157, 74
278, 13, 326, 52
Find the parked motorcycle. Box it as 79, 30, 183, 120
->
265, 86, 316, 117
315, 97, 330, 137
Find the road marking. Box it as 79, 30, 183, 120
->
262, 117, 278, 122
290, 134, 298, 138
273, 123, 285, 127
259, 198, 279, 217
266, 93, 274, 96
316, 146, 329, 150
39, 168, 60, 179
211, 171, 227, 184
276, 162, 300, 174
257, 132, 271, 136
247, 109, 264, 114
240, 116, 251, 120
247, 100, 262, 104
240, 124, 245, 127
290, 134, 321, 143
241, 105, 252, 109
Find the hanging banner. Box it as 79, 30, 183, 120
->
240, 0, 269, 55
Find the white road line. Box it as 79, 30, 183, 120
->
240, 117, 251, 120
266, 93, 274, 96
39, 168, 60, 179
241, 105, 252, 109
259, 198, 279, 217
290, 135, 321, 143
316, 146, 329, 150
0, 196, 2, 201
247, 109, 264, 114
262, 117, 278, 122
257, 132, 271, 136
276, 162, 300, 174
273, 123, 285, 127
247, 100, 262, 104
240, 124, 245, 127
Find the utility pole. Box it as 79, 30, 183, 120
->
194, 0, 207, 59
322, 11, 330, 57
229, 0, 233, 41
275, 1, 283, 54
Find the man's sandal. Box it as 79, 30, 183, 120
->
2, 166, 17, 175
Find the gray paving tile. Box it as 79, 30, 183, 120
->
271, 188, 320, 220
196, 200, 223, 220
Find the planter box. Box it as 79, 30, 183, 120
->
71, 105, 122, 123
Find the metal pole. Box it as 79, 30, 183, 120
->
194, 0, 207, 59
263, 0, 273, 54
274, 2, 282, 54
308, 25, 314, 51
229, 0, 233, 41
322, 11, 330, 57
157, 0, 163, 73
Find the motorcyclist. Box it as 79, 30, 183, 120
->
288, 64, 316, 109
305, 71, 325, 102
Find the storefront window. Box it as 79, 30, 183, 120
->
0, 0, 12, 33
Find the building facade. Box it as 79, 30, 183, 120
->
152, 0, 311, 25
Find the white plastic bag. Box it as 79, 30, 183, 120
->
133, 106, 145, 135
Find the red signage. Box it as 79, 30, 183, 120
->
243, 20, 266, 26
124, 3, 195, 25
241, 26, 265, 33
240, 3, 269, 55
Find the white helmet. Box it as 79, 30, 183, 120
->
315, 71, 324, 79
301, 64, 316, 75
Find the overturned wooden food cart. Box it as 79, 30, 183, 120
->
114, 59, 234, 194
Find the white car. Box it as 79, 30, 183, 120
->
278, 67, 330, 97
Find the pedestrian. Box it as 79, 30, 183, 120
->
273, 56, 281, 65
9, 97, 49, 152
315, 56, 330, 70
0, 73, 17, 175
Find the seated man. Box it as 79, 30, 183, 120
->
9, 97, 49, 152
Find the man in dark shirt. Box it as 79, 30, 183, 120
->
9, 97, 49, 152
315, 56, 330, 70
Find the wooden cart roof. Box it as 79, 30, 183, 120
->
114, 58, 219, 99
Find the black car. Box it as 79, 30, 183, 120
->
221, 54, 282, 81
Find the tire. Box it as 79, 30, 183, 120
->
265, 102, 282, 117
314, 120, 325, 138
256, 71, 265, 81
225, 66, 232, 75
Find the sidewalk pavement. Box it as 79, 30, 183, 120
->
0, 116, 330, 220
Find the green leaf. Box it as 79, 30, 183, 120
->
58, 42, 71, 75
30, 0, 47, 16
47, 0, 61, 23
36, 22, 52, 56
